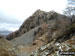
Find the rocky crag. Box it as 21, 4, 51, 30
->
6, 10, 72, 41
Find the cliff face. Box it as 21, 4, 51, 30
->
6, 10, 72, 41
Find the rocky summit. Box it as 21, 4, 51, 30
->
0, 10, 75, 56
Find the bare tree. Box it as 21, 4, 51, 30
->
64, 0, 75, 16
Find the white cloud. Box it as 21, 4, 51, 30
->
0, 0, 67, 20
0, 0, 67, 31
0, 23, 21, 31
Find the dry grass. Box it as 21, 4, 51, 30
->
0, 38, 18, 56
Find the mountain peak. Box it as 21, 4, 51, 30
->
6, 10, 72, 41
33, 9, 47, 16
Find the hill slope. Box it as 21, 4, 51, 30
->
6, 10, 71, 40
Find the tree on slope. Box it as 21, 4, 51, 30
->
64, 0, 75, 16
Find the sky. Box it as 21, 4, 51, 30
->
0, 0, 67, 31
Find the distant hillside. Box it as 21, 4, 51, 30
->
0, 31, 12, 35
